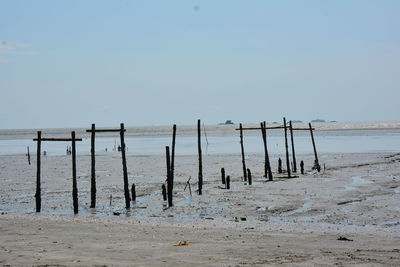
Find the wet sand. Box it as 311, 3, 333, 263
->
1, 150, 400, 265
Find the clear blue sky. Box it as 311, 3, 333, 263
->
1, 0, 399, 129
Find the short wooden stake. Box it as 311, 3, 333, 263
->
197, 120, 203, 195
90, 123, 96, 208
71, 131, 78, 214
289, 121, 297, 173
221, 167, 226, 184
278, 158, 282, 174
283, 117, 291, 178
35, 131, 41, 212
131, 183, 136, 201
162, 184, 167, 201
120, 123, 131, 209
247, 168, 252, 185
300, 160, 305, 175
166, 146, 173, 207
226, 175, 230, 190
239, 123, 247, 181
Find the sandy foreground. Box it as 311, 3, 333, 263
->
1, 149, 400, 266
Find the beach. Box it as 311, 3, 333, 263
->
1, 122, 400, 266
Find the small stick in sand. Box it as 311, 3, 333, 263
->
109, 194, 113, 206
278, 158, 282, 174
221, 168, 226, 184
162, 184, 167, 201
300, 160, 304, 175
27, 146, 31, 165
226, 175, 230, 190
184, 176, 192, 197
247, 169, 252, 185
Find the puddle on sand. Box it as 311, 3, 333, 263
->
281, 199, 313, 216
344, 176, 373, 191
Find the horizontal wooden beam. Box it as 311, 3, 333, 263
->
85, 129, 126, 133
235, 127, 315, 131
33, 138, 83, 142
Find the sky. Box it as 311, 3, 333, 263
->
0, 0, 399, 129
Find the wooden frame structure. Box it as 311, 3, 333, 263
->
33, 131, 82, 214
86, 123, 131, 209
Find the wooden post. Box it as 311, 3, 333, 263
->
162, 184, 167, 201
239, 123, 247, 181
309, 123, 320, 172
131, 184, 136, 201
278, 158, 282, 173
221, 168, 226, 184
247, 168, 252, 185
197, 120, 203, 195
120, 123, 131, 209
71, 131, 78, 214
289, 121, 297, 173
171, 124, 176, 180
27, 146, 31, 165
166, 146, 173, 207
90, 123, 96, 208
226, 176, 230, 190
283, 117, 291, 178
35, 131, 41, 212
300, 160, 304, 175
261, 122, 273, 181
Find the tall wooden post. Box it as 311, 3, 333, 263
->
289, 121, 297, 173
283, 117, 291, 178
261, 122, 273, 180
239, 123, 247, 181
35, 131, 41, 212
309, 123, 320, 172
71, 131, 78, 214
171, 124, 176, 180
166, 146, 173, 207
120, 123, 131, 208
90, 123, 96, 208
197, 120, 203, 195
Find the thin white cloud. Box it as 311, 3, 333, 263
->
0, 41, 38, 60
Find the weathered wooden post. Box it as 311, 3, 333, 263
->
261, 122, 273, 181
239, 123, 247, 181
162, 184, 167, 201
226, 175, 230, 190
278, 158, 282, 173
197, 120, 203, 195
120, 123, 131, 208
71, 131, 78, 214
289, 121, 297, 173
131, 184, 136, 201
27, 146, 31, 165
221, 167, 226, 184
166, 146, 173, 207
90, 123, 96, 208
247, 168, 252, 185
309, 123, 320, 172
283, 117, 291, 178
171, 124, 176, 180
35, 131, 41, 212
300, 160, 305, 174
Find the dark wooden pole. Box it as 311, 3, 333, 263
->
166, 146, 173, 207
162, 184, 167, 201
300, 160, 305, 174
289, 121, 297, 173
71, 131, 78, 214
261, 122, 273, 181
120, 123, 131, 209
283, 117, 291, 178
309, 123, 320, 172
221, 167, 226, 184
278, 158, 282, 173
131, 184, 136, 201
27, 146, 31, 165
247, 168, 252, 185
171, 124, 176, 180
35, 131, 41, 212
90, 123, 96, 208
226, 176, 230, 189
197, 120, 203, 195
239, 123, 247, 181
